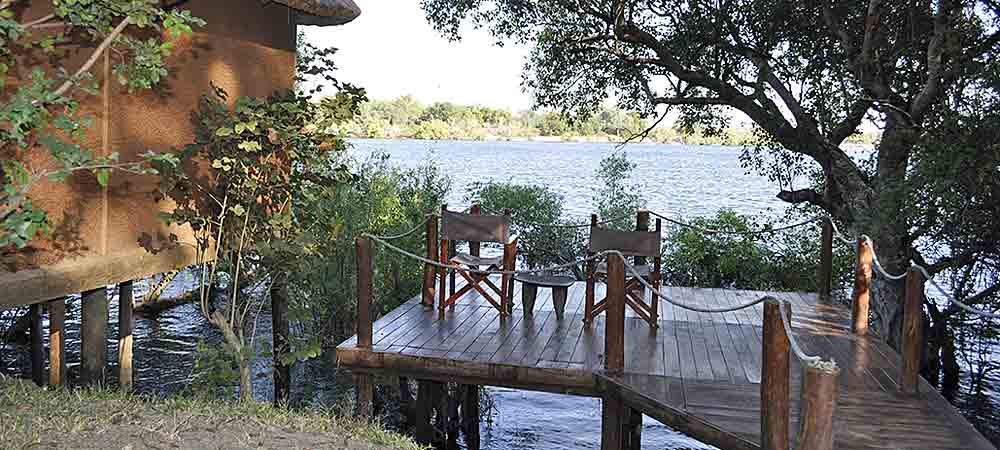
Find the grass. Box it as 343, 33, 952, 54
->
0, 377, 425, 450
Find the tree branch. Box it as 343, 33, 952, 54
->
829, 98, 873, 145
777, 189, 827, 209
49, 16, 131, 99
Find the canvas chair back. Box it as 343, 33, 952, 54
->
588, 226, 660, 257
441, 210, 511, 243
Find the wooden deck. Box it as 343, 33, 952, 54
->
337, 279, 994, 450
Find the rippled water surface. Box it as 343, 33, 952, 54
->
8, 139, 996, 449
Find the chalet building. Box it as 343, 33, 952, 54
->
2, 0, 361, 308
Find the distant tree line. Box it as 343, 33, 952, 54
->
340, 95, 880, 145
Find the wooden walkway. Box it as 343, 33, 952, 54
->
337, 279, 994, 449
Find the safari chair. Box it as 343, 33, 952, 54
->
438, 205, 518, 316
584, 214, 662, 328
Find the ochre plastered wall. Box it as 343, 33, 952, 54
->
2, 0, 296, 305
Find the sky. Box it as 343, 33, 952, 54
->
303, 1, 534, 111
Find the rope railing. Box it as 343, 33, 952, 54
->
910, 264, 1000, 320
650, 211, 821, 236
826, 218, 856, 247
777, 300, 838, 369
364, 233, 605, 276
862, 237, 909, 281
369, 214, 434, 241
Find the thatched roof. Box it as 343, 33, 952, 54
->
275, 0, 361, 26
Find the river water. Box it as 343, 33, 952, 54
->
3, 139, 997, 448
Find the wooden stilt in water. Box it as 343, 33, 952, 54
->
81, 287, 108, 385
415, 380, 438, 444
623, 407, 643, 450
761, 298, 790, 450
29, 303, 44, 386
271, 283, 290, 404
818, 219, 833, 302
601, 394, 626, 450
796, 364, 840, 450
605, 252, 625, 373
48, 298, 66, 387
356, 373, 374, 418
900, 267, 925, 394
422, 213, 438, 308
118, 281, 134, 391
462, 384, 480, 450
852, 238, 873, 335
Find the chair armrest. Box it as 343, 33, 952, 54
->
506, 234, 519, 245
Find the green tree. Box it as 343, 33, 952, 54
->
421, 0, 1000, 378
0, 1, 203, 248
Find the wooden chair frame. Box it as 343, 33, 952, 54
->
438, 205, 518, 316
584, 215, 662, 328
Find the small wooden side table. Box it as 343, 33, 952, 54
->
513, 274, 576, 320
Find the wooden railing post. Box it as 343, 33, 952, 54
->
851, 238, 873, 335
900, 266, 924, 394
818, 218, 833, 302
796, 364, 840, 450
118, 280, 135, 391
355, 236, 374, 417
48, 298, 66, 387
761, 298, 791, 450
356, 236, 373, 349
605, 252, 625, 373
423, 212, 438, 308
29, 303, 44, 386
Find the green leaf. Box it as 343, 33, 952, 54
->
238, 141, 262, 151
215, 127, 233, 137
95, 169, 110, 187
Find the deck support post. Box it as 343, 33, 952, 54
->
900, 267, 925, 394
605, 252, 626, 373
48, 298, 66, 387
271, 282, 290, 404
81, 287, 108, 385
796, 364, 840, 450
462, 384, 481, 450
851, 238, 873, 335
356, 373, 374, 418
601, 394, 627, 450
624, 407, 643, 450
118, 281, 135, 391
415, 380, 439, 445
761, 298, 791, 450
29, 303, 44, 386
818, 219, 833, 302
635, 209, 649, 298
355, 236, 375, 417
422, 212, 439, 308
